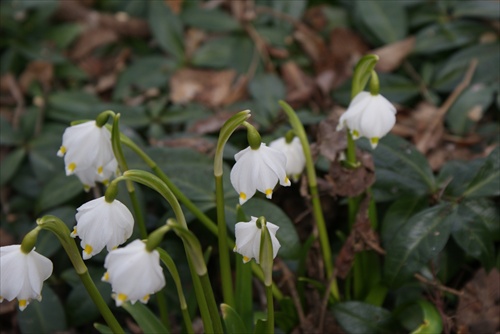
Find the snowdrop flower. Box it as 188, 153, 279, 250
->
71, 197, 134, 260
230, 143, 290, 205
57, 121, 118, 190
269, 136, 306, 182
337, 91, 396, 148
0, 245, 53, 311
102, 240, 165, 306
234, 216, 281, 264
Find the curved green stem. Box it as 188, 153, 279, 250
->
265, 285, 274, 334
37, 216, 124, 334
279, 100, 340, 301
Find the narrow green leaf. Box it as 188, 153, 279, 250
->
249, 74, 286, 127
333, 301, 394, 334
384, 203, 455, 287
122, 301, 170, 334
18, 285, 67, 334
0, 147, 25, 186
94, 323, 113, 334
463, 147, 500, 198
221, 303, 248, 334
148, 1, 184, 62
453, 0, 500, 19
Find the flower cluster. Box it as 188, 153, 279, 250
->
0, 245, 53, 311
337, 91, 396, 148
57, 121, 117, 190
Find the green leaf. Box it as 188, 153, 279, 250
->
445, 82, 495, 135
436, 158, 484, 198
0, 147, 25, 186
433, 42, 500, 92
410, 300, 443, 334
46, 23, 83, 49
191, 36, 235, 68
94, 323, 113, 334
47, 91, 101, 122
35, 206, 75, 257
122, 301, 170, 334
362, 135, 436, 201
453, 0, 500, 19
221, 303, 248, 334
29, 123, 66, 181
463, 147, 500, 198
381, 196, 429, 246
414, 21, 490, 55
384, 203, 455, 287
148, 1, 184, 62
249, 73, 286, 128
0, 115, 23, 145
378, 73, 420, 104
452, 200, 500, 270
181, 7, 241, 32
18, 285, 67, 334
227, 198, 301, 260
354, 0, 408, 45
333, 301, 394, 334
36, 173, 83, 213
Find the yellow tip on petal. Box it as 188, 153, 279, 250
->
70, 227, 77, 238
351, 130, 360, 139
239, 192, 247, 201
18, 299, 28, 311
97, 166, 103, 175
83, 244, 93, 259
265, 189, 273, 199
57, 146, 66, 157
116, 293, 128, 306
102, 272, 109, 282
102, 179, 109, 186
284, 176, 291, 186
67, 162, 76, 174
243, 256, 251, 263
141, 295, 150, 304
83, 185, 91, 192
233, 246, 237, 252
0, 296, 3, 302
370, 137, 379, 148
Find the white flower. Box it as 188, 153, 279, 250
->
102, 240, 165, 306
337, 91, 396, 148
230, 143, 291, 205
72, 197, 134, 260
233, 216, 281, 264
57, 121, 118, 189
0, 245, 53, 311
269, 137, 306, 182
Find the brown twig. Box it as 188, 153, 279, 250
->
243, 23, 276, 73
414, 273, 464, 297
318, 269, 338, 334
416, 59, 478, 153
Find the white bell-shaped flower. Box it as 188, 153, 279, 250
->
337, 91, 396, 148
230, 143, 290, 205
0, 245, 53, 311
57, 121, 118, 190
72, 197, 134, 260
269, 137, 306, 182
102, 240, 165, 306
233, 216, 281, 264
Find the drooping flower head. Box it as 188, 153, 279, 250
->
233, 216, 281, 264
57, 121, 117, 190
102, 239, 165, 306
71, 196, 134, 260
230, 143, 290, 205
269, 136, 306, 182
337, 91, 396, 148
0, 245, 53, 311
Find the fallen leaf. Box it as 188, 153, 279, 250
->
152, 136, 215, 155
70, 27, 118, 60
188, 111, 235, 135
282, 61, 315, 105
19, 60, 53, 92
316, 114, 347, 162
373, 36, 416, 73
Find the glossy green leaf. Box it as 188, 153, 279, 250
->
433, 42, 500, 92
436, 158, 484, 198
410, 300, 443, 334
414, 21, 490, 55
333, 301, 394, 334
221, 303, 248, 334
47, 91, 101, 122
29, 123, 66, 181
36, 173, 83, 213
122, 301, 170, 334
446, 83, 495, 135
362, 135, 436, 201
409, 4, 443, 28
378, 73, 420, 104
384, 203, 455, 287
463, 147, 500, 198
453, 0, 500, 19
18, 285, 67, 334
354, 0, 407, 45
181, 7, 240, 32
148, 1, 184, 62
191, 36, 235, 68
94, 323, 113, 334
249, 73, 286, 127
0, 115, 23, 145
0, 147, 25, 186
452, 200, 496, 270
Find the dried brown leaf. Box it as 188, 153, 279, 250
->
152, 137, 215, 155
188, 111, 235, 135
326, 150, 375, 197
316, 114, 347, 162
70, 28, 118, 60
373, 36, 416, 73
19, 61, 53, 92
165, 0, 183, 14
282, 61, 315, 105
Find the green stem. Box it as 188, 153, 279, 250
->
279, 100, 339, 301
187, 256, 213, 333
155, 289, 171, 331
37, 216, 124, 334
265, 285, 274, 334
200, 273, 224, 334
216, 175, 235, 307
